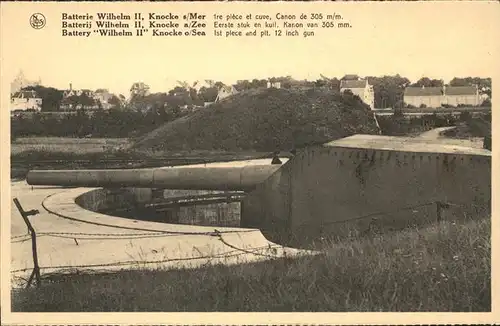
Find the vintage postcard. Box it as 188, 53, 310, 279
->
1, 0, 498, 325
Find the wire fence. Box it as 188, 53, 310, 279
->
11, 196, 489, 289
11, 197, 291, 288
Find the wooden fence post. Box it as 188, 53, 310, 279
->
436, 201, 450, 222
436, 201, 442, 222
12, 198, 41, 288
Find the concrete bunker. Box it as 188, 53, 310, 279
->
26, 135, 491, 248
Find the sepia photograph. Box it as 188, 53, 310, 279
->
1, 0, 498, 324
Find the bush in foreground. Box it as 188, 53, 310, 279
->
12, 217, 490, 312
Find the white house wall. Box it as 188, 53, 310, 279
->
445, 95, 480, 106
404, 95, 442, 108
405, 94, 481, 108
341, 87, 374, 109
11, 98, 42, 111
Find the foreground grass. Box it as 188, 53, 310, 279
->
12, 217, 490, 312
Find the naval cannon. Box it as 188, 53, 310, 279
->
26, 165, 281, 191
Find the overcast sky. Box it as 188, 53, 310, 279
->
1, 1, 498, 97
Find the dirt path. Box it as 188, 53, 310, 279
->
417, 127, 484, 149
417, 127, 457, 140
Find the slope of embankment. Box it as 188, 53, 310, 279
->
132, 88, 380, 152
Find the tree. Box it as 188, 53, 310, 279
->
449, 77, 491, 97
481, 98, 491, 107
198, 86, 218, 102
236, 79, 252, 91
319, 74, 341, 90
78, 93, 96, 109
411, 77, 444, 88
22, 85, 63, 112
108, 95, 123, 110
366, 75, 411, 109
341, 74, 360, 81
130, 82, 150, 98
275, 76, 294, 89
250, 79, 267, 88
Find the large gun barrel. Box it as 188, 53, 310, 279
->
26, 165, 281, 191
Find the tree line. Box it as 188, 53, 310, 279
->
19, 75, 491, 113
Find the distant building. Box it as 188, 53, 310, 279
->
10, 90, 42, 112
93, 89, 113, 110
63, 84, 95, 98
403, 86, 443, 108
215, 85, 241, 102
61, 83, 99, 110
10, 70, 41, 95
404, 85, 481, 108
340, 78, 375, 109
267, 81, 281, 89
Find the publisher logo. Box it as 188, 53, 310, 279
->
30, 13, 46, 29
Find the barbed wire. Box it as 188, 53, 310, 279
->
10, 242, 285, 274
11, 232, 185, 243
11, 197, 489, 288
215, 231, 280, 259
12, 200, 487, 244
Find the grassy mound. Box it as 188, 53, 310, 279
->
12, 217, 490, 312
133, 88, 379, 152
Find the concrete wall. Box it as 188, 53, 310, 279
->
241, 145, 491, 247
76, 187, 241, 227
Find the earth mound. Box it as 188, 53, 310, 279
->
133, 87, 380, 152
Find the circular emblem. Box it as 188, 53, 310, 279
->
30, 13, 46, 29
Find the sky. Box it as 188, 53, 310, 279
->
1, 1, 499, 97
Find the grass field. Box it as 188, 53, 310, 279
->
11, 137, 131, 156
12, 216, 490, 312
9, 136, 272, 179
11, 136, 271, 160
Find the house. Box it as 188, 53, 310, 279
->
404, 85, 480, 108
93, 89, 113, 109
340, 78, 375, 109
61, 84, 99, 110
443, 85, 481, 107
267, 81, 281, 89
63, 84, 95, 98
10, 90, 42, 112
215, 85, 241, 102
403, 86, 443, 108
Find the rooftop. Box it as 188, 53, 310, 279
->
404, 87, 443, 96
324, 134, 490, 156
340, 80, 367, 89
405, 86, 478, 97
11, 90, 40, 99
445, 86, 477, 96
220, 84, 243, 93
